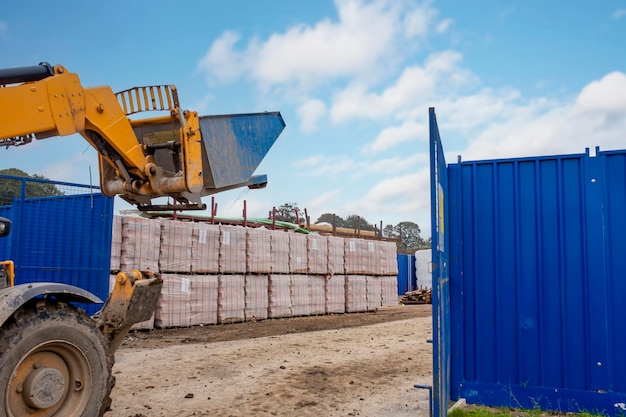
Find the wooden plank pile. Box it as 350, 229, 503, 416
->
400, 288, 432, 304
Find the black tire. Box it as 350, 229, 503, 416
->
0, 301, 115, 416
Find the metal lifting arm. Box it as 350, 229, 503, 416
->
0, 62, 204, 209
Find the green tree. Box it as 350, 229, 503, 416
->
272, 202, 304, 223
384, 221, 430, 253
343, 214, 375, 231
0, 168, 63, 205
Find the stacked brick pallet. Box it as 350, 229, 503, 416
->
110, 216, 399, 330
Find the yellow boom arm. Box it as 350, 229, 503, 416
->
0, 63, 204, 209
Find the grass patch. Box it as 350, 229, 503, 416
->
450, 405, 604, 417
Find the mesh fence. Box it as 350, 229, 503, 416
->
0, 174, 113, 315
0, 175, 97, 206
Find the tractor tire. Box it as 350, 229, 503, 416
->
0, 300, 115, 417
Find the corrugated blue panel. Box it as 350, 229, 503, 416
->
396, 254, 415, 295
444, 146, 626, 416
0, 182, 113, 316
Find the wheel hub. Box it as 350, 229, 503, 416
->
23, 366, 66, 409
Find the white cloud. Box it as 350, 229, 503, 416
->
297, 99, 328, 132
436, 18, 454, 34
574, 71, 626, 112
330, 51, 476, 123
198, 31, 246, 84
297, 153, 424, 180
303, 189, 344, 216
197, 0, 437, 91
611, 9, 626, 19
456, 72, 626, 161
342, 168, 431, 227
363, 121, 425, 153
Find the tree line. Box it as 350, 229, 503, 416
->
273, 202, 430, 254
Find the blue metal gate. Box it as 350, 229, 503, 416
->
0, 175, 114, 315
430, 108, 451, 417
431, 108, 626, 416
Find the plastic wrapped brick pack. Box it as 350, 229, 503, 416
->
159, 220, 193, 273
289, 233, 308, 274
309, 275, 326, 315
345, 275, 367, 313
154, 274, 193, 328
307, 234, 328, 275
378, 241, 399, 276
326, 275, 345, 314
415, 249, 432, 289
120, 216, 161, 273
245, 275, 269, 321
191, 223, 220, 273
109, 274, 154, 330
290, 274, 310, 316
189, 275, 218, 325
268, 274, 292, 318
327, 236, 345, 275
246, 228, 272, 274
366, 276, 382, 311
270, 231, 290, 274
219, 225, 246, 274
110, 215, 122, 272
218, 275, 245, 323
381, 275, 399, 306
344, 239, 375, 275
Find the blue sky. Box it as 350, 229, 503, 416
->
2, 0, 626, 237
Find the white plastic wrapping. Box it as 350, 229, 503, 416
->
270, 231, 290, 273
415, 249, 432, 289
289, 233, 308, 274
344, 239, 375, 275
245, 275, 269, 320
378, 240, 399, 276
309, 275, 326, 315
159, 220, 193, 273
110, 215, 122, 272
268, 274, 292, 318
189, 275, 219, 325
381, 275, 399, 306
246, 228, 272, 273
155, 274, 193, 328
307, 235, 328, 275
191, 223, 220, 273
154, 274, 219, 328
219, 225, 246, 273
218, 275, 245, 323
345, 275, 367, 313
366, 276, 382, 311
290, 274, 310, 316
120, 216, 161, 272
326, 275, 346, 314
327, 236, 345, 275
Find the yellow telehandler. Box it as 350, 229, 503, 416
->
0, 62, 284, 416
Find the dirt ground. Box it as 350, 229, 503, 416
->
108, 304, 433, 417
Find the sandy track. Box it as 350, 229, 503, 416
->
108, 307, 433, 417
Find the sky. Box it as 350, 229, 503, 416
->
1, 0, 626, 237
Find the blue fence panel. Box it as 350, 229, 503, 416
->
0, 175, 113, 315
439, 141, 626, 416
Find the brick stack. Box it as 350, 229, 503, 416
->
109, 216, 400, 329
